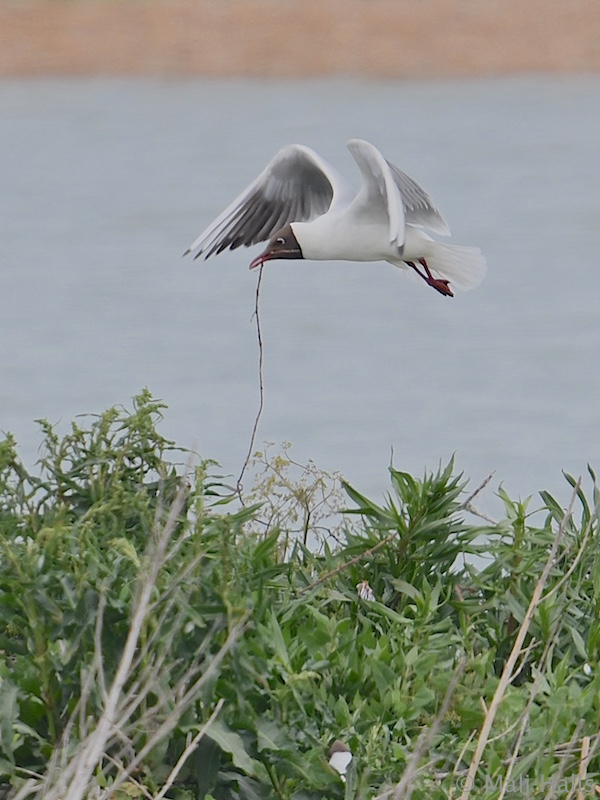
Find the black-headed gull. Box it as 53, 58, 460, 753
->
356, 580, 376, 601
184, 139, 486, 297
327, 740, 352, 780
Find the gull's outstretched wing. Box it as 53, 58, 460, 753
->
385, 160, 450, 235
346, 139, 451, 250
346, 138, 408, 250
185, 144, 355, 260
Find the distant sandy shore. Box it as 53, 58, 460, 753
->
1, 0, 599, 78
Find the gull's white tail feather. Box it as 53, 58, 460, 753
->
426, 243, 487, 291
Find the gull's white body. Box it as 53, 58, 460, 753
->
327, 740, 353, 781
328, 749, 353, 777
185, 139, 486, 295
295, 212, 429, 263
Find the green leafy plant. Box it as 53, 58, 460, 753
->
1, 394, 600, 800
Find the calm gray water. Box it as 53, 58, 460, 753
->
1, 76, 599, 516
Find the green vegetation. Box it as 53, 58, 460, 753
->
1, 391, 600, 800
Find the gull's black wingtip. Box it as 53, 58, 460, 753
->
182, 247, 204, 260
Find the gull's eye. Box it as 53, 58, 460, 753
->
276, 237, 285, 245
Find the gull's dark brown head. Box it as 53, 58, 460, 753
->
249, 224, 303, 270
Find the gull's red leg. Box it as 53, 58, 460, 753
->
405, 260, 426, 280
418, 258, 454, 297
405, 260, 454, 297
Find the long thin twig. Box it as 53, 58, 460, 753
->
153, 698, 225, 800
237, 265, 265, 499
373, 661, 466, 800
459, 471, 497, 524
388, 658, 466, 800
105, 615, 248, 800
40, 482, 191, 800
458, 480, 581, 800
544, 720, 584, 800
575, 735, 590, 800
488, 613, 560, 792
541, 521, 591, 602
447, 731, 477, 800
299, 531, 398, 594
496, 700, 532, 800
459, 471, 496, 510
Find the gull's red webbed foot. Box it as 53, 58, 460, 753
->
427, 277, 454, 297
405, 259, 454, 298
418, 259, 454, 297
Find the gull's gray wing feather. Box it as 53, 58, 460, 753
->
385, 161, 451, 235
184, 144, 354, 260
346, 139, 407, 249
